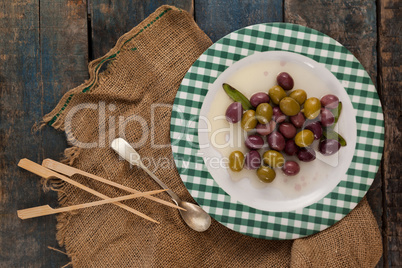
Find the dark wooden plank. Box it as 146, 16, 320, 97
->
378, 0, 402, 266
194, 0, 283, 43
0, 0, 88, 267
90, 0, 194, 59
284, 0, 384, 266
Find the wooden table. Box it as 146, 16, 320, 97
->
0, 1, 400, 267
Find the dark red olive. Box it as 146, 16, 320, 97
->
225, 102, 243, 123
320, 94, 339, 109
320, 108, 335, 127
245, 150, 261, 169
245, 135, 264, 150
279, 122, 297, 139
272, 106, 286, 123
305, 121, 323, 140
267, 131, 286, 151
284, 140, 299, 156
276, 72, 294, 91
282, 161, 300, 176
290, 112, 306, 128
250, 92, 270, 108
319, 139, 341, 155
256, 121, 276, 136
297, 147, 316, 162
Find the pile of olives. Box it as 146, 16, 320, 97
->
225, 72, 344, 183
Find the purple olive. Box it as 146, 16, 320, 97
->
250, 92, 270, 108
320, 94, 339, 109
319, 139, 341, 155
245, 150, 261, 169
267, 131, 286, 151
290, 112, 306, 128
320, 108, 335, 127
276, 72, 294, 91
284, 139, 299, 156
297, 147, 316, 162
279, 122, 297, 139
225, 102, 243, 123
245, 135, 264, 150
272, 106, 286, 123
256, 120, 276, 136
282, 161, 300, 176
305, 121, 323, 140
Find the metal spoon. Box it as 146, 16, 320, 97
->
110, 138, 211, 232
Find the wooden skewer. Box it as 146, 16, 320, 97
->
18, 159, 159, 224
17, 189, 167, 219
42, 159, 185, 211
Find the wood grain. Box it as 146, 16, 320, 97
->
89, 0, 194, 59
378, 0, 402, 266
194, 0, 283, 42
0, 0, 87, 267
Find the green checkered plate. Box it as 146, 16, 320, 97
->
170, 23, 384, 239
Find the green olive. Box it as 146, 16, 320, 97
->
279, 97, 300, 116
256, 103, 273, 124
229, 151, 244, 172
295, 129, 314, 147
241, 110, 257, 131
289, 89, 307, 105
257, 166, 276, 183
268, 85, 287, 105
303, 97, 321, 119
263, 150, 285, 168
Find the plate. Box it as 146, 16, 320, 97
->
170, 23, 384, 239
198, 50, 357, 212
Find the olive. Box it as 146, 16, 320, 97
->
272, 106, 286, 123
305, 121, 323, 140
320, 108, 335, 127
295, 129, 314, 147
245, 135, 264, 150
276, 72, 294, 91
256, 121, 276, 136
245, 150, 261, 169
279, 122, 297, 139
321, 94, 339, 109
250, 92, 270, 107
319, 139, 341, 155
256, 103, 273, 124
241, 110, 257, 131
282, 161, 300, 176
257, 166, 276, 183
229, 151, 244, 172
290, 112, 306, 128
225, 102, 244, 123
289, 89, 307, 105
263, 150, 285, 168
284, 139, 299, 156
297, 147, 316, 162
267, 131, 286, 151
279, 97, 300, 116
268, 85, 287, 105
303, 97, 321, 119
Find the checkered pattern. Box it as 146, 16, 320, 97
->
170, 23, 384, 239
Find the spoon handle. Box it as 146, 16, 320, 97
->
139, 163, 181, 203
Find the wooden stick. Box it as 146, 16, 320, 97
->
17, 189, 167, 219
18, 159, 159, 223
42, 159, 185, 211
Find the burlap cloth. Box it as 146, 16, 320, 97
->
43, 5, 382, 267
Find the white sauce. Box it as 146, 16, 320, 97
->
206, 60, 337, 198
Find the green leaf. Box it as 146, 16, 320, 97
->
323, 130, 347, 146
330, 102, 342, 126
222, 83, 254, 110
